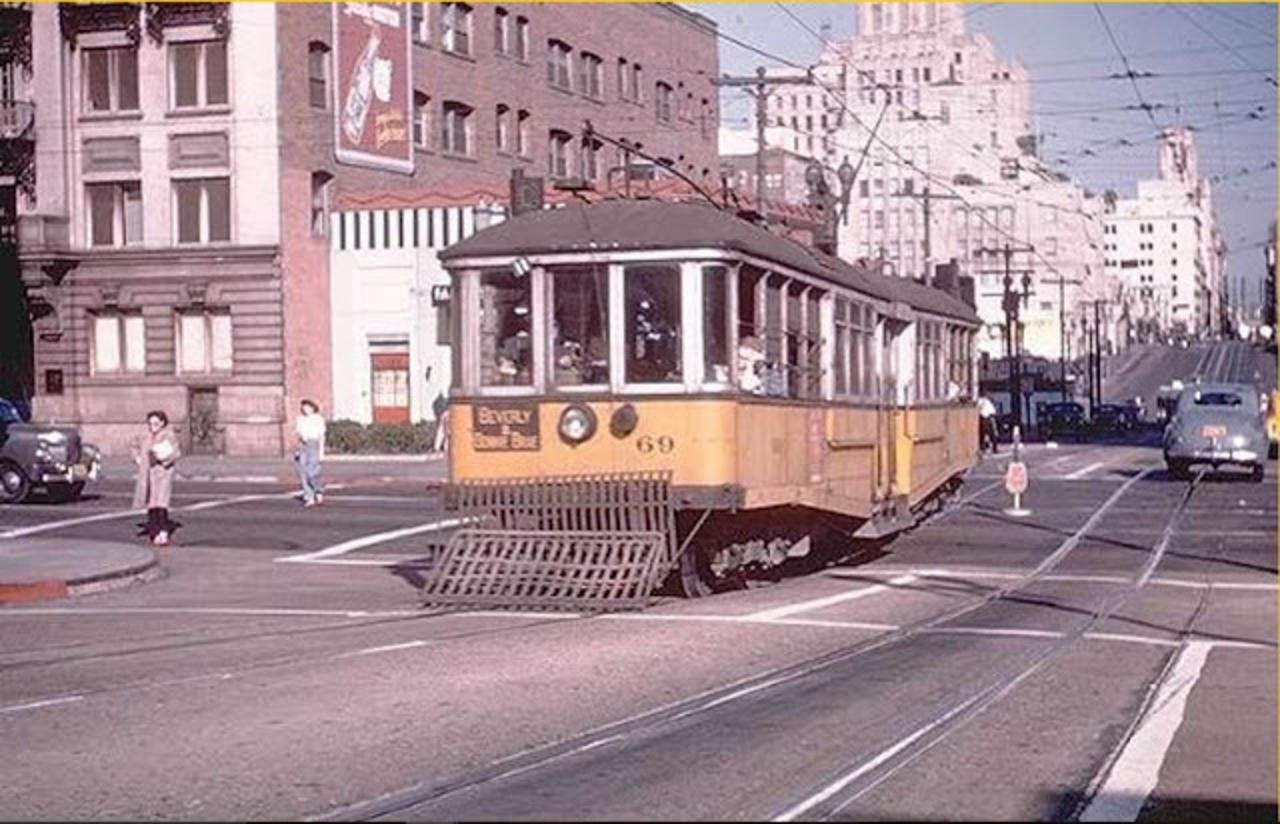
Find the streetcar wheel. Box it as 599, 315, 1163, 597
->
675, 545, 745, 598
0, 462, 30, 504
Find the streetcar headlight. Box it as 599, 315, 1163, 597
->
558, 405, 597, 445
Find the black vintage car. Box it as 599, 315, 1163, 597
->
0, 398, 101, 503
1090, 403, 1137, 434
1039, 402, 1089, 442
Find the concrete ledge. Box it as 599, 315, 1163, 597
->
0, 540, 163, 604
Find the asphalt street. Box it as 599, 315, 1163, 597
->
0, 343, 1274, 821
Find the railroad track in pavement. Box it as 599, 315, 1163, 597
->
318, 463, 1218, 822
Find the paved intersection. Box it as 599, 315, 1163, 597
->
0, 439, 1273, 820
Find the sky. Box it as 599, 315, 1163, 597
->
689, 2, 1277, 313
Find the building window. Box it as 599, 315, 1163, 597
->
441, 3, 472, 56
441, 101, 472, 155
516, 109, 530, 156
632, 63, 643, 102
310, 171, 332, 238
307, 41, 329, 110
515, 15, 529, 61
548, 129, 572, 178
84, 47, 139, 114
91, 313, 146, 375
577, 52, 603, 99
413, 91, 431, 149
655, 81, 673, 123
580, 135, 601, 180
700, 97, 711, 139
174, 178, 231, 244
170, 40, 228, 110
86, 182, 142, 247
411, 2, 428, 44
617, 57, 631, 100
493, 6, 509, 55
495, 103, 511, 153
546, 39, 571, 90
176, 311, 233, 374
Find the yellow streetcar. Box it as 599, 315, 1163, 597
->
433, 199, 979, 606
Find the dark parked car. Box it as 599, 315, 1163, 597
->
0, 398, 101, 503
1091, 403, 1137, 434
1039, 402, 1088, 442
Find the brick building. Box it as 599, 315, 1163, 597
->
5, 2, 719, 455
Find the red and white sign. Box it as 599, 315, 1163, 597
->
333, 2, 413, 174
1004, 461, 1028, 496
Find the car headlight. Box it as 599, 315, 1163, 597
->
1231, 434, 1248, 448
558, 405, 597, 445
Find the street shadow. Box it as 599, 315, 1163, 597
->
17, 491, 104, 506
967, 507, 1278, 575
1042, 790, 1277, 823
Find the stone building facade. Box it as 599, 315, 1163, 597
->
6, 2, 719, 455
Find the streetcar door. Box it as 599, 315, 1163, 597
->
876, 317, 908, 499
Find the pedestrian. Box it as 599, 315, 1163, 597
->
132, 410, 180, 547
977, 395, 998, 454
294, 399, 326, 507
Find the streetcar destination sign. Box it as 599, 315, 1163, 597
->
472, 402, 541, 451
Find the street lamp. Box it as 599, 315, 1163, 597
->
806, 156, 856, 256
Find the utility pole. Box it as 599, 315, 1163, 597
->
893, 185, 961, 285
715, 67, 814, 213
1042, 275, 1082, 401
976, 243, 1035, 432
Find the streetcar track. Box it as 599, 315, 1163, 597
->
313, 467, 1159, 822
781, 470, 1205, 820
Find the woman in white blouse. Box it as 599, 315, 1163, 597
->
295, 400, 326, 507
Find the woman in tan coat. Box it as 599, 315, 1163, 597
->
132, 410, 181, 546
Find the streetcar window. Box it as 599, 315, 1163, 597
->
834, 299, 849, 396
863, 307, 876, 398
479, 269, 532, 386
624, 264, 682, 384
763, 275, 786, 396
849, 302, 865, 396
550, 265, 609, 387
804, 289, 822, 398
702, 265, 731, 385
785, 284, 803, 399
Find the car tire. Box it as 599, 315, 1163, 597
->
0, 461, 30, 504
1249, 464, 1265, 483
1166, 460, 1190, 481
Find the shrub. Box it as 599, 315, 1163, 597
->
326, 419, 439, 454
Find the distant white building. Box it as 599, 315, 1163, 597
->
754, 1, 1108, 361
1103, 128, 1227, 341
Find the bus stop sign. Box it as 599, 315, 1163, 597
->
1005, 461, 1028, 496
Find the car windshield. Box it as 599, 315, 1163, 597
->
1194, 392, 1242, 407
0, 401, 20, 424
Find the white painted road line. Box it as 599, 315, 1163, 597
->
0, 694, 85, 715
746, 575, 917, 622
605, 613, 898, 632
274, 517, 471, 563
180, 492, 293, 512
834, 567, 1279, 592
1079, 641, 1214, 822
0, 508, 145, 539
337, 640, 430, 659
1065, 461, 1107, 480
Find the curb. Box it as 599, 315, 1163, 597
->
0, 554, 164, 604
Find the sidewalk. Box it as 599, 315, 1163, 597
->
100, 453, 448, 485
0, 538, 161, 603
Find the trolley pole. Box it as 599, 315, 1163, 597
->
1043, 275, 1082, 401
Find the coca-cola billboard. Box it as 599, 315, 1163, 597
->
332, 2, 412, 174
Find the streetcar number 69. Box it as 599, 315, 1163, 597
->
636, 435, 675, 454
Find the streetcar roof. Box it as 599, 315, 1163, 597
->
440, 200, 979, 323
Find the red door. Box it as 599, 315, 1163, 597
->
371, 352, 410, 424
